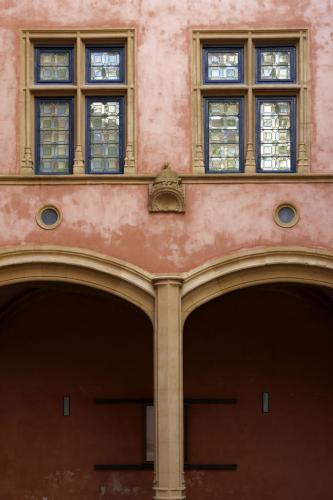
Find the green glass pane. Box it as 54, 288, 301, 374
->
210, 129, 239, 143
91, 130, 119, 143
55, 53, 69, 65
55, 67, 69, 80
209, 157, 239, 170
40, 144, 69, 158
207, 50, 239, 81
260, 50, 291, 80
40, 53, 54, 65
208, 100, 241, 171
55, 103, 69, 116
91, 144, 119, 156
90, 157, 119, 172
40, 158, 68, 172
40, 118, 53, 129
90, 117, 102, 129
40, 145, 53, 157
38, 99, 71, 173
39, 51, 70, 81
40, 103, 69, 117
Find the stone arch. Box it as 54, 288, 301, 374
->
182, 246, 333, 323
0, 245, 155, 322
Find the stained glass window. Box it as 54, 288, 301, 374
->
256, 97, 296, 172
203, 47, 243, 83
36, 98, 74, 174
256, 46, 296, 82
86, 97, 124, 173
205, 98, 244, 172
86, 47, 124, 83
35, 47, 73, 83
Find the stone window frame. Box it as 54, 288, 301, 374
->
192, 29, 310, 175
20, 29, 136, 176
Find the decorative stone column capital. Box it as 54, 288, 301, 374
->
152, 275, 184, 288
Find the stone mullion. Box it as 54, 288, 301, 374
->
73, 33, 85, 174
21, 34, 34, 174
245, 33, 256, 173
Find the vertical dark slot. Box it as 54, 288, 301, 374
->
63, 395, 70, 416
262, 392, 270, 413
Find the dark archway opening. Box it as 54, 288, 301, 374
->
0, 282, 153, 500
184, 284, 333, 500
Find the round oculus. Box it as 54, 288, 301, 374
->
274, 204, 299, 228
36, 205, 62, 229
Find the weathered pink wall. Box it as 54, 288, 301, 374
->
0, 0, 333, 173
0, 182, 332, 272
0, 0, 332, 273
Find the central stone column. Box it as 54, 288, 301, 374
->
153, 276, 185, 500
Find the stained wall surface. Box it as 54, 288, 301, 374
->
184, 285, 333, 500
0, 0, 332, 273
0, 286, 154, 500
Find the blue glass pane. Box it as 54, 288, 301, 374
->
41, 208, 59, 226
278, 206, 295, 224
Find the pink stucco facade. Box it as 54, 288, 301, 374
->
0, 0, 332, 274
0, 2, 333, 500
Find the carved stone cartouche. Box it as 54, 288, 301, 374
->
148, 164, 185, 213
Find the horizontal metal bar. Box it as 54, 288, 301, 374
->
185, 464, 237, 470
185, 398, 237, 405
94, 463, 237, 471
94, 398, 237, 405
94, 463, 153, 470
94, 399, 153, 405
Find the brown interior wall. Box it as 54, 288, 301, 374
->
184, 286, 333, 500
0, 287, 153, 500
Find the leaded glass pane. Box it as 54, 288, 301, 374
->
38, 100, 71, 173
259, 49, 292, 81
89, 100, 121, 173
208, 100, 241, 171
207, 50, 240, 82
38, 50, 71, 82
89, 50, 121, 81
259, 100, 292, 171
